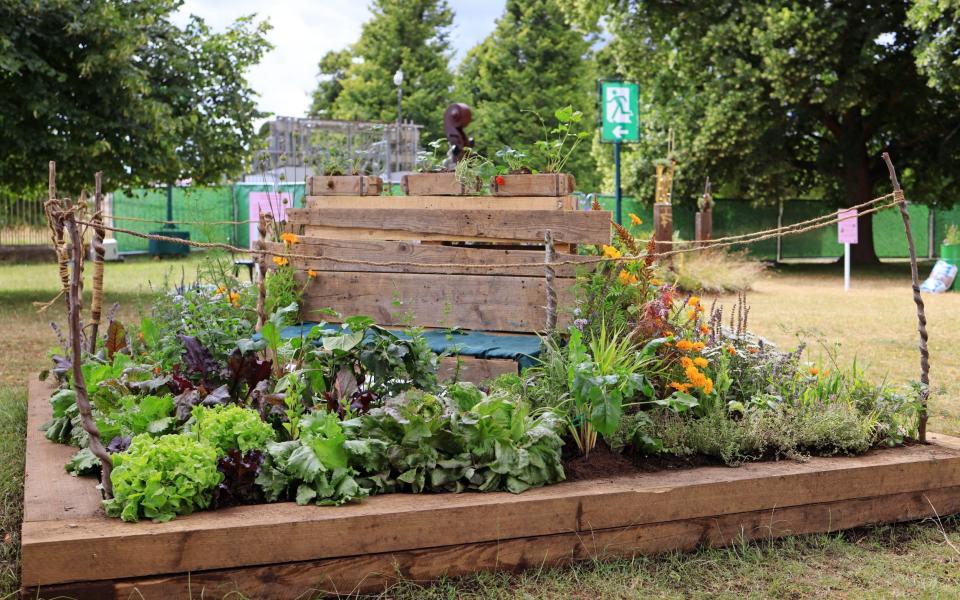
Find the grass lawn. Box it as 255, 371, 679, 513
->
1, 254, 959, 599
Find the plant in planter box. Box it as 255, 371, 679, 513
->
530, 105, 589, 174
416, 139, 447, 173
454, 147, 496, 194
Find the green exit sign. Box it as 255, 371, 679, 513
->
599, 81, 639, 143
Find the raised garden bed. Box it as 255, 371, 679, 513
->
22, 376, 960, 599
306, 175, 383, 196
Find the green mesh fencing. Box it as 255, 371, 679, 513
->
111, 186, 236, 253
596, 196, 943, 260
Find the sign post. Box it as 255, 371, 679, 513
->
838, 209, 858, 291
599, 81, 639, 224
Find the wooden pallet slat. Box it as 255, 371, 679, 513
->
263, 239, 591, 277
490, 173, 576, 197
306, 175, 383, 196
401, 172, 468, 196
286, 208, 612, 245
304, 195, 575, 210
299, 272, 574, 332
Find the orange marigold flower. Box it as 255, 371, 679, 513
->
601, 245, 622, 260
697, 305, 705, 313
702, 377, 714, 394
228, 291, 240, 307
650, 278, 664, 286
693, 357, 708, 368
215, 285, 227, 295
687, 309, 696, 320
280, 232, 299, 245
688, 296, 700, 306
809, 367, 819, 376
618, 270, 638, 285
669, 382, 691, 393
680, 356, 694, 368
748, 347, 760, 354
726, 345, 737, 355
675, 339, 695, 352
699, 324, 710, 335
823, 369, 831, 377
273, 256, 289, 267
307, 269, 318, 278
629, 213, 643, 226
692, 341, 705, 352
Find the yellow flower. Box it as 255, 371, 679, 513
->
273, 256, 289, 267
629, 213, 643, 226
688, 296, 700, 306
228, 291, 240, 307
650, 278, 663, 286
693, 357, 709, 368
307, 269, 318, 278
680, 356, 694, 368
618, 270, 638, 285
280, 232, 299, 245
215, 285, 227, 295
675, 339, 694, 352
702, 378, 714, 394
692, 341, 706, 352
601, 245, 622, 260
687, 309, 697, 320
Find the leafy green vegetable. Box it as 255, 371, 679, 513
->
342, 383, 566, 494
190, 405, 276, 455
65, 447, 100, 476
104, 434, 222, 523
256, 413, 366, 506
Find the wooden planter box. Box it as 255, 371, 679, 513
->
21, 376, 960, 599
306, 175, 383, 196
401, 172, 476, 196
490, 173, 576, 197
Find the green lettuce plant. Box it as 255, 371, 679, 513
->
104, 434, 222, 523
190, 404, 276, 455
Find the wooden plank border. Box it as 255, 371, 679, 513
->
286, 208, 612, 245
21, 378, 960, 597
305, 195, 575, 211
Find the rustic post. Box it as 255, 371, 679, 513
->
544, 230, 557, 332
89, 172, 106, 353
47, 161, 70, 300
653, 161, 675, 256
882, 153, 929, 443
695, 177, 713, 247
255, 212, 270, 331
64, 208, 114, 497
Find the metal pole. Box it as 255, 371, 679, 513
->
396, 85, 403, 179
844, 243, 851, 291
614, 140, 622, 225
165, 183, 174, 229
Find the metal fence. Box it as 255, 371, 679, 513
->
0, 195, 48, 246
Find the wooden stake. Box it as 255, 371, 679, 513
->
256, 212, 269, 331
544, 230, 557, 332
47, 162, 70, 300
882, 152, 929, 443
89, 172, 106, 353
65, 209, 113, 497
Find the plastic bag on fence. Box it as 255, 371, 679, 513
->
920, 260, 958, 293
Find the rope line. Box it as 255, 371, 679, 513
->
110, 215, 258, 226
70, 192, 901, 272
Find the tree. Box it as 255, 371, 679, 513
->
332, 0, 453, 140
454, 0, 599, 190
308, 49, 353, 118
566, 1, 960, 263
0, 0, 271, 197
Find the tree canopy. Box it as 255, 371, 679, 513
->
566, 0, 960, 263
0, 0, 271, 197
330, 0, 454, 140
308, 49, 353, 118
454, 0, 598, 189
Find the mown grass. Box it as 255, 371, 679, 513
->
2, 256, 960, 599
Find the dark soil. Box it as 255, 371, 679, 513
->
562, 444, 726, 482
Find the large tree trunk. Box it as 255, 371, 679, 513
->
842, 124, 880, 265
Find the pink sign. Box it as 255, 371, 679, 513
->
248, 191, 292, 248
838, 209, 858, 244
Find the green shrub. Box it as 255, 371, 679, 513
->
104, 434, 222, 522
190, 404, 276, 455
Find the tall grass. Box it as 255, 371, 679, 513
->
0, 389, 26, 598
667, 247, 766, 293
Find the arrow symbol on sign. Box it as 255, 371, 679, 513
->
613, 125, 628, 139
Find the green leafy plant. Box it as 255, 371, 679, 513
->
255, 412, 366, 506
530, 105, 589, 174
104, 434, 222, 522
416, 139, 447, 173
494, 146, 532, 174
945, 223, 960, 245
454, 148, 496, 193
190, 404, 276, 455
